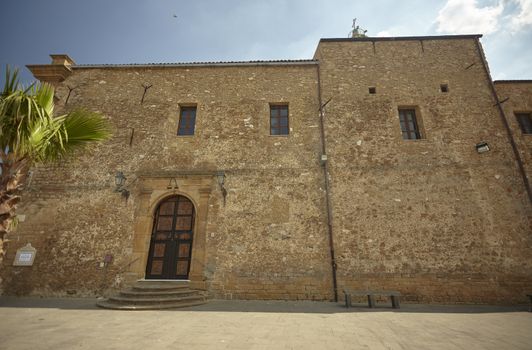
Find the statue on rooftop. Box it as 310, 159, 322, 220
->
350, 18, 368, 38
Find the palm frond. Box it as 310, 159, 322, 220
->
0, 66, 111, 164
62, 109, 111, 144
0, 90, 49, 153
38, 110, 111, 161
2, 66, 19, 96
34, 82, 54, 116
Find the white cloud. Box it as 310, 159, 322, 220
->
376, 30, 393, 37
511, 0, 532, 30
493, 71, 508, 80
436, 0, 504, 34
375, 26, 414, 37
375, 30, 397, 37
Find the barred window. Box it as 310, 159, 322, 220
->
177, 106, 196, 136
516, 113, 532, 134
270, 105, 289, 135
398, 108, 422, 140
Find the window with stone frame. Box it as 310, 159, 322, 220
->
516, 112, 532, 134
270, 104, 289, 135
177, 106, 196, 136
398, 108, 422, 140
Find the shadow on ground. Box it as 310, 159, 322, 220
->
0, 296, 528, 314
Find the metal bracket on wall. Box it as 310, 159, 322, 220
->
318, 97, 333, 111
64, 85, 77, 105
129, 127, 135, 146
215, 171, 227, 206
166, 178, 179, 192
493, 97, 509, 107
140, 83, 153, 104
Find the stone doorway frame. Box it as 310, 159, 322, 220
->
127, 171, 214, 290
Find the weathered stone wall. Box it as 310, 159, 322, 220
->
314, 38, 532, 303
2, 36, 531, 303
2, 63, 333, 299
494, 81, 532, 181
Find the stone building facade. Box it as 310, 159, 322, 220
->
1, 34, 531, 303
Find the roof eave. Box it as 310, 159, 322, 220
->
494, 80, 532, 84
72, 60, 319, 69
319, 34, 483, 43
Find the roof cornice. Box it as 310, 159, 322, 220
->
494, 80, 532, 84
73, 59, 318, 69
319, 34, 483, 43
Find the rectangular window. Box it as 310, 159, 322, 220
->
177, 106, 196, 136
516, 113, 532, 134
270, 105, 289, 135
398, 108, 421, 140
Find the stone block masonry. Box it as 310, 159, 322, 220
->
2, 34, 531, 303
493, 81, 532, 181
314, 36, 532, 303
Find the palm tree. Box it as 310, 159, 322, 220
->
0, 67, 111, 264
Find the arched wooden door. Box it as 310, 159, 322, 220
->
146, 195, 195, 279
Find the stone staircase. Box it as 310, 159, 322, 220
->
96, 280, 207, 310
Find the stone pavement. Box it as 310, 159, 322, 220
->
0, 297, 530, 349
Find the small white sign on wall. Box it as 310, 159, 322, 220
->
13, 243, 37, 266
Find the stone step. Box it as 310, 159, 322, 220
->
131, 281, 190, 292
107, 294, 205, 305
135, 279, 189, 285
96, 279, 208, 310
131, 285, 190, 292
120, 289, 199, 298
96, 299, 206, 310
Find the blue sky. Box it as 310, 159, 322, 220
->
1, 0, 531, 85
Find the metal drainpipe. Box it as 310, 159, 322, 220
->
316, 62, 339, 302
475, 38, 532, 206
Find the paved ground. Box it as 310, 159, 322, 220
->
0, 297, 530, 349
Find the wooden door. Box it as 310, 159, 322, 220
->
146, 195, 195, 279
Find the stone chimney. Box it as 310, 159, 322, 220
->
50, 54, 76, 67
26, 54, 75, 85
